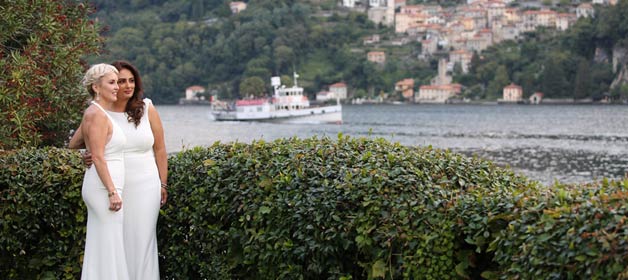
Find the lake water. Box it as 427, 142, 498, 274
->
158, 104, 628, 186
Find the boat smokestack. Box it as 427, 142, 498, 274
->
271, 76, 281, 96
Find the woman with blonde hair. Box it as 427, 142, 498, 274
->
70, 63, 129, 279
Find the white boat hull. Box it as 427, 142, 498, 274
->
212, 105, 342, 124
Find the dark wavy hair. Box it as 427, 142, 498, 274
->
111, 60, 144, 127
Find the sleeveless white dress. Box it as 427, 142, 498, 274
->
81, 102, 129, 280
108, 98, 160, 279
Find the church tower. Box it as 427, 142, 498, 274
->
385, 0, 395, 27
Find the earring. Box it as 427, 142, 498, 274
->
95, 92, 100, 101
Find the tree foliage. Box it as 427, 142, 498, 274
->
239, 76, 266, 98
0, 0, 103, 149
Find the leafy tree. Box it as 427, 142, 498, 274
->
239, 76, 267, 98
540, 56, 570, 98
573, 58, 592, 99
0, 0, 103, 149
486, 65, 510, 99
274, 45, 295, 73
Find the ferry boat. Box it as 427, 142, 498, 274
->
211, 73, 342, 124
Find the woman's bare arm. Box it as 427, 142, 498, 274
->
68, 123, 86, 149
83, 107, 122, 211
148, 103, 168, 206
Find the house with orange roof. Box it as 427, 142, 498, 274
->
185, 85, 206, 100
416, 84, 462, 103
556, 13, 576, 31
503, 8, 520, 23
367, 51, 386, 64
487, 0, 506, 25
229, 1, 247, 14
501, 83, 523, 102
329, 82, 348, 100
466, 35, 489, 52
395, 12, 428, 33
395, 79, 415, 101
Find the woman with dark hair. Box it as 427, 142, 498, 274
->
71, 61, 167, 279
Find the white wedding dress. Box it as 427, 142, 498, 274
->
109, 98, 160, 279
81, 102, 129, 279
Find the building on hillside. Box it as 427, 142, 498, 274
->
500, 83, 523, 103
395, 78, 415, 101
395, 12, 428, 33
420, 39, 438, 57
556, 13, 576, 31
367, 51, 386, 64
416, 84, 462, 103
229, 1, 247, 14
460, 17, 476, 31
592, 0, 616, 5
329, 82, 348, 100
487, 0, 506, 26
368, 0, 395, 26
503, 8, 520, 23
466, 35, 490, 52
395, 0, 406, 8
341, 0, 357, 8
576, 3, 595, 18
369, 0, 388, 7
416, 58, 460, 103
493, 23, 521, 42
363, 34, 381, 45
522, 9, 557, 31
449, 50, 473, 74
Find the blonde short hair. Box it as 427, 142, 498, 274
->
82, 63, 119, 98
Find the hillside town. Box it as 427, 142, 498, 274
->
179, 0, 618, 105
355, 0, 614, 104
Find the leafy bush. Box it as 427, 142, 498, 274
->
491, 179, 628, 279
0, 147, 86, 279
159, 135, 532, 279
0, 0, 103, 149
2, 137, 628, 279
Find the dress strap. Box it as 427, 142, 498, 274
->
91, 101, 117, 123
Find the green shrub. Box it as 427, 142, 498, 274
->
2, 136, 628, 279
491, 179, 628, 279
0, 147, 86, 279
159, 135, 532, 279
0, 0, 103, 149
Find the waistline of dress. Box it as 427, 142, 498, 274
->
103, 155, 125, 162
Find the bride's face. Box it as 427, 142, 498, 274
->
94, 72, 119, 103
116, 68, 135, 102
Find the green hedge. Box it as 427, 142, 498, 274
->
0, 147, 86, 279
2, 136, 628, 279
